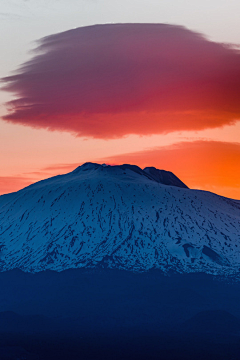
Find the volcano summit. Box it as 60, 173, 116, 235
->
0, 163, 239, 275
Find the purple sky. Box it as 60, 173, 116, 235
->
0, 0, 240, 199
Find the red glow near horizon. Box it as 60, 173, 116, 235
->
0, 140, 239, 200
104, 140, 240, 199
1, 24, 240, 199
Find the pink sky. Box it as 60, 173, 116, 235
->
3, 24, 240, 138
0, 5, 240, 199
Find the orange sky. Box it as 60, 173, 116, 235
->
1, 24, 240, 199
1, 133, 240, 199
105, 140, 240, 199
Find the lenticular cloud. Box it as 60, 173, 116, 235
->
2, 23, 240, 138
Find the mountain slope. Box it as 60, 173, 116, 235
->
0, 163, 239, 274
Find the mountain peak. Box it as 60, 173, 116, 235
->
0, 160, 239, 274
144, 167, 188, 189
70, 163, 188, 189
72, 162, 101, 173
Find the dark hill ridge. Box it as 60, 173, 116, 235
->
0, 162, 239, 274
182, 310, 240, 334
1, 270, 240, 360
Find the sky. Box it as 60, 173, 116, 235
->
0, 0, 240, 199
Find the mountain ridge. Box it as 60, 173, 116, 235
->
0, 163, 239, 275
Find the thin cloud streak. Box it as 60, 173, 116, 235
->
104, 140, 240, 199
0, 140, 239, 199
2, 23, 240, 138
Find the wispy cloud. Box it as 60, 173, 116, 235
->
1, 140, 239, 199
0, 12, 25, 20
103, 140, 240, 199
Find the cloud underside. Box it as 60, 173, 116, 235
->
2, 23, 240, 138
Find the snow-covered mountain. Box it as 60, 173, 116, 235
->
0, 163, 239, 275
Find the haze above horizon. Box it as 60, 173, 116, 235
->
0, 1, 240, 199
